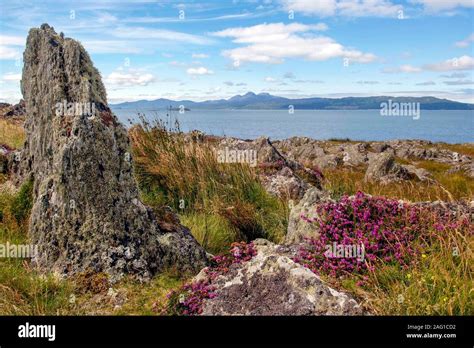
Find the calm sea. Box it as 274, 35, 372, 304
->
111, 108, 474, 144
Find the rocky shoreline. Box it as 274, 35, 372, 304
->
0, 24, 472, 316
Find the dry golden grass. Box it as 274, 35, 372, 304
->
429, 143, 474, 157
323, 161, 473, 202
129, 118, 288, 249
366, 222, 473, 315
0, 119, 25, 149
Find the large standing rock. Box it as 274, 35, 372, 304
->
199, 240, 362, 315
19, 24, 208, 280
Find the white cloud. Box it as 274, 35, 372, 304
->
2, 73, 21, 81
424, 55, 474, 71
0, 45, 21, 60
443, 79, 474, 85
279, 0, 402, 17
416, 81, 436, 86
96, 12, 118, 24
105, 71, 155, 86
212, 22, 375, 65
410, 0, 474, 12
0, 35, 25, 46
214, 23, 328, 44
382, 64, 422, 73
382, 55, 474, 78
440, 72, 468, 78
356, 80, 379, 84
186, 67, 214, 75
294, 79, 325, 84
264, 77, 277, 82
192, 53, 209, 59
0, 35, 24, 60
382, 56, 474, 74
455, 33, 474, 48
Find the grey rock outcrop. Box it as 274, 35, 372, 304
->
286, 187, 332, 244
402, 164, 432, 182
261, 165, 310, 201
342, 143, 369, 167
217, 136, 322, 200
19, 24, 208, 280
365, 152, 434, 183
0, 100, 26, 119
199, 239, 363, 315
364, 153, 413, 183
449, 162, 474, 179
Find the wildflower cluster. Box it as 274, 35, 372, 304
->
166, 280, 217, 316
206, 241, 257, 280
294, 192, 421, 277
294, 192, 471, 281
166, 242, 256, 315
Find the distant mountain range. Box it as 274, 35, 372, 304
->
111, 92, 474, 110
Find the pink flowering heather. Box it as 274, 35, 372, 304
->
294, 192, 471, 279
205, 241, 257, 280
166, 280, 217, 316
167, 242, 257, 315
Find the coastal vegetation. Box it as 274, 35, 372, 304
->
0, 116, 472, 315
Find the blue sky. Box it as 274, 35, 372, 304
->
0, 0, 473, 104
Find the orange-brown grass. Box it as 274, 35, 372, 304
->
323, 163, 473, 202
423, 143, 474, 158
129, 117, 288, 252
0, 118, 25, 149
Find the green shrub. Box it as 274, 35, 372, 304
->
11, 179, 33, 224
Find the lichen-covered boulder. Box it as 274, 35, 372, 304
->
260, 166, 310, 201
342, 143, 369, 167
285, 187, 332, 244
217, 136, 322, 199
19, 24, 208, 280
365, 152, 435, 183
199, 239, 363, 315
364, 152, 413, 184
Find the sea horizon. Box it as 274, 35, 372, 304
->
112, 108, 474, 144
